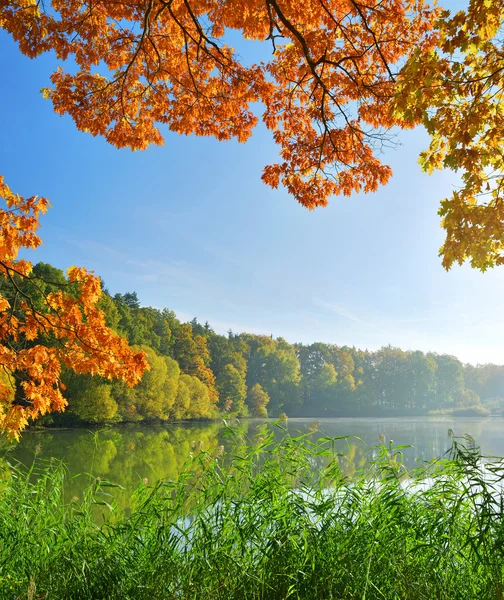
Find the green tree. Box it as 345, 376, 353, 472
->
298, 343, 333, 410
372, 347, 411, 415
97, 291, 121, 332
408, 351, 437, 413
171, 377, 191, 421
246, 384, 270, 418
329, 347, 356, 415
182, 374, 214, 419
457, 388, 481, 409
72, 384, 118, 424
126, 346, 179, 421
465, 364, 504, 403
208, 333, 248, 380
243, 335, 300, 415
434, 355, 465, 408
216, 364, 247, 414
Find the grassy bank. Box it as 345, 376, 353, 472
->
1, 427, 504, 599
428, 405, 491, 417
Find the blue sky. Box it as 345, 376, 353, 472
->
1, 27, 503, 366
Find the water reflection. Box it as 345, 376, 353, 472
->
2, 417, 503, 506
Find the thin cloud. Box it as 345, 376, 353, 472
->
184, 235, 243, 268
313, 297, 429, 330
312, 298, 371, 327
64, 237, 243, 311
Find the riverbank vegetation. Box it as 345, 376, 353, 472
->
0, 263, 504, 426
2, 262, 504, 428
1, 430, 504, 599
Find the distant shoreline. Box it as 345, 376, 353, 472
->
22, 412, 503, 435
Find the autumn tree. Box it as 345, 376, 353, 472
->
393, 0, 504, 269
0, 179, 148, 437
0, 0, 436, 203
7, 0, 501, 268
172, 323, 218, 402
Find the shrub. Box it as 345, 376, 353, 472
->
451, 405, 490, 417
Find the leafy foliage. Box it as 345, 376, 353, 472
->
17, 271, 503, 427
246, 383, 270, 417
0, 181, 147, 437
122, 346, 179, 421
2, 432, 504, 599
2, 0, 504, 435
1, 0, 435, 209
394, 0, 504, 269
216, 363, 247, 414
3, 0, 504, 268
71, 384, 119, 424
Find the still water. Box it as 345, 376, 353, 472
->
1, 417, 502, 503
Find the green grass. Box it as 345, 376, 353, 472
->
1, 426, 504, 599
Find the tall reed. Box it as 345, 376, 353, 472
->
1, 425, 503, 599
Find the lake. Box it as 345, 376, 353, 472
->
2, 417, 502, 506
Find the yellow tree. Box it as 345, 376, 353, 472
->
393, 0, 504, 270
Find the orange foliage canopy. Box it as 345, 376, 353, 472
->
0, 177, 148, 437
1, 0, 437, 208
4, 0, 504, 269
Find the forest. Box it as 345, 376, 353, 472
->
2, 262, 501, 427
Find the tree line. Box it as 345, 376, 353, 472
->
2, 0, 504, 437
2, 262, 503, 427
